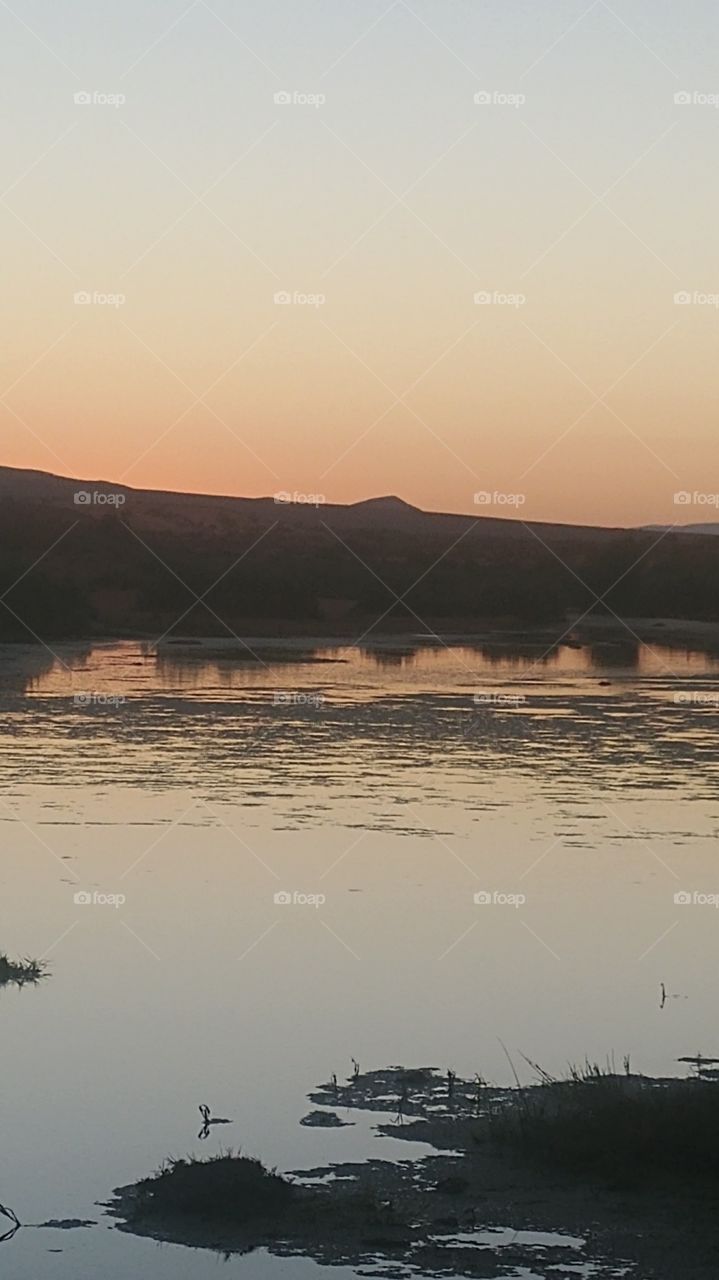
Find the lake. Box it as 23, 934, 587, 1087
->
1, 636, 718, 1278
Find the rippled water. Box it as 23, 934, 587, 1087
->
1, 638, 718, 1278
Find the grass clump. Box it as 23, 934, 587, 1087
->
132, 1153, 296, 1224
0, 952, 48, 987
494, 1062, 719, 1182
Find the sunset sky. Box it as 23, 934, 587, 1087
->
1, 0, 717, 526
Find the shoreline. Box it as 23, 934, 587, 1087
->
108, 1066, 719, 1280
2, 615, 719, 653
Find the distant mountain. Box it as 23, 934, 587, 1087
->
0, 465, 717, 640
0, 465, 620, 540
645, 522, 719, 536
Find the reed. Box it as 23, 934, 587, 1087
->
493, 1060, 719, 1182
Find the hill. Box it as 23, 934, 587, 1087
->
0, 466, 717, 641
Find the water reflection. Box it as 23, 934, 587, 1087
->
197, 1103, 232, 1140
2, 634, 719, 1280
0, 645, 70, 696
465, 639, 564, 665
3, 634, 718, 704
0, 1204, 20, 1245
586, 639, 640, 668
359, 645, 420, 665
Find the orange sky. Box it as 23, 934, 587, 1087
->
2, 0, 716, 527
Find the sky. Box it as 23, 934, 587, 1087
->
1, 0, 717, 527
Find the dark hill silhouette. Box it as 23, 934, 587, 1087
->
645, 522, 719, 536
0, 465, 620, 540
0, 466, 717, 641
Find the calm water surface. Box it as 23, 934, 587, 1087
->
1, 637, 718, 1278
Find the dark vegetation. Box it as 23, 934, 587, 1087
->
0, 952, 48, 987
119, 1064, 719, 1232
111, 1062, 719, 1279
0, 470, 717, 639
131, 1153, 295, 1224
493, 1063, 719, 1183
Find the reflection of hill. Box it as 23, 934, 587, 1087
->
361, 646, 421, 666
468, 640, 562, 666
1, 465, 719, 641
587, 640, 639, 669
0, 645, 64, 694
154, 645, 342, 687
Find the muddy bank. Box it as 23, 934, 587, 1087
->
108, 1065, 719, 1279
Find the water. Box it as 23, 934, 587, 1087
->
1, 637, 718, 1278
